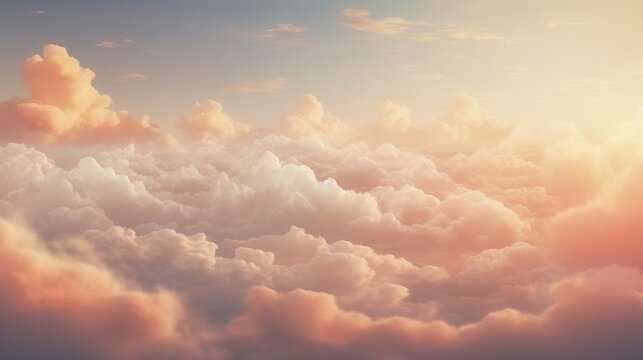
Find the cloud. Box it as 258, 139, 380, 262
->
371, 100, 411, 134
98, 38, 138, 48
221, 266, 643, 359
340, 9, 508, 43
4, 208, 642, 359
218, 77, 288, 94
262, 23, 308, 37
549, 161, 643, 271
340, 8, 424, 35
280, 94, 351, 144
117, 72, 149, 81
0, 44, 169, 145
179, 100, 253, 140
98, 41, 122, 48
0, 218, 210, 360
364, 94, 515, 157
247, 23, 308, 41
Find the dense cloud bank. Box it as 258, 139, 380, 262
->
1, 45, 643, 359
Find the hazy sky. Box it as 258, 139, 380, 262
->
2, 0, 642, 132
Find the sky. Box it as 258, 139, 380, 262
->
2, 1, 643, 360
2, 0, 642, 131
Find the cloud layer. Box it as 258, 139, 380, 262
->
1, 44, 643, 359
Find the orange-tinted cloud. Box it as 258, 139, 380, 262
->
222, 266, 643, 359
0, 218, 211, 360
550, 162, 643, 270
0, 44, 169, 145
280, 94, 351, 144
179, 100, 253, 140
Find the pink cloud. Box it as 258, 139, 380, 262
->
221, 266, 643, 359
0, 219, 211, 360
550, 162, 643, 271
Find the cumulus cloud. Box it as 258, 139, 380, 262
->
0, 44, 169, 145
4, 211, 643, 360
179, 100, 253, 140
0, 218, 211, 360
363, 94, 514, 158
280, 94, 351, 144
221, 266, 643, 360
549, 162, 643, 270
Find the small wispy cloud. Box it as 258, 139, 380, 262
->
340, 8, 426, 35
31, 10, 46, 15
340, 8, 509, 43
116, 72, 149, 81
217, 77, 288, 94
266, 23, 308, 36
247, 23, 308, 41
98, 38, 138, 49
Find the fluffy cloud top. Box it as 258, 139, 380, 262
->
180, 100, 253, 140
222, 266, 643, 360
0, 45, 168, 145
280, 94, 351, 144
